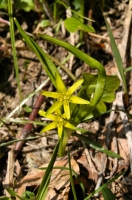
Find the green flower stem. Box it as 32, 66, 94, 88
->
56, 0, 94, 22
58, 128, 73, 157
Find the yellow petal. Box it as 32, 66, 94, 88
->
44, 113, 57, 121
40, 122, 57, 133
58, 124, 63, 138
55, 108, 62, 116
56, 73, 66, 93
70, 96, 90, 104
46, 101, 63, 115
67, 79, 84, 95
64, 102, 70, 119
41, 91, 59, 98
38, 110, 46, 117
64, 121, 76, 130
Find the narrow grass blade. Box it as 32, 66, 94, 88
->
73, 133, 122, 158
8, 0, 22, 99
14, 18, 59, 88
124, 66, 132, 72
102, 187, 116, 200
0, 136, 44, 148
68, 150, 77, 200
0, 197, 11, 200
105, 19, 127, 93
0, 118, 47, 126
84, 170, 125, 199
36, 141, 59, 200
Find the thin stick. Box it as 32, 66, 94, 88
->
14, 80, 50, 158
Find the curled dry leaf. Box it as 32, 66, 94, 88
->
16, 158, 79, 199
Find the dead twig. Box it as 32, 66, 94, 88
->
14, 80, 50, 159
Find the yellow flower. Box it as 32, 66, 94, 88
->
39, 109, 76, 138
41, 73, 90, 119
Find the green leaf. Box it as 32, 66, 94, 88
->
72, 0, 81, 10
36, 142, 59, 200
96, 100, 106, 113
73, 133, 122, 158
85, 171, 125, 199
0, 197, 11, 200
83, 73, 97, 88
14, 0, 35, 12
102, 187, 116, 200
83, 73, 120, 103
38, 19, 51, 28
14, 18, 59, 88
8, 0, 22, 100
0, 136, 45, 148
23, 105, 32, 113
102, 75, 120, 102
124, 66, 132, 72
64, 17, 95, 33
105, 75, 120, 91
105, 19, 127, 93
6, 188, 16, 197
21, 191, 35, 200
0, 0, 7, 9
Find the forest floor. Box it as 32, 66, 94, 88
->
0, 0, 132, 199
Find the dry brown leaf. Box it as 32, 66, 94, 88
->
111, 138, 129, 171
16, 158, 79, 199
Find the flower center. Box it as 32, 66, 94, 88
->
59, 92, 70, 103
56, 116, 65, 126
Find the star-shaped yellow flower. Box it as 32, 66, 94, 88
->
41, 73, 90, 119
39, 109, 76, 138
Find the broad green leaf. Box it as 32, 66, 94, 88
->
83, 73, 120, 103
83, 73, 97, 88
36, 142, 59, 200
102, 187, 116, 200
105, 75, 120, 91
6, 188, 16, 197
72, 0, 81, 10
73, 133, 122, 158
38, 19, 51, 28
0, 0, 7, 9
101, 75, 120, 102
64, 17, 95, 33
14, 0, 35, 12
21, 191, 35, 200
105, 19, 127, 93
96, 100, 106, 113
39, 34, 106, 123
101, 92, 115, 103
